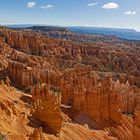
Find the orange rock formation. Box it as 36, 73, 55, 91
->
31, 84, 63, 134
0, 27, 140, 140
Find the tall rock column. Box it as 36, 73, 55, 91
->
31, 84, 63, 135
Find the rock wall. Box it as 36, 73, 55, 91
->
8, 60, 60, 89
9, 58, 139, 126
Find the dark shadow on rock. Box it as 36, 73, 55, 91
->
20, 95, 32, 105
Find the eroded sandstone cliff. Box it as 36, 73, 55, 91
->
0, 27, 140, 140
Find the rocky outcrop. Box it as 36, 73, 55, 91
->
0, 27, 139, 81
60, 123, 117, 140
0, 27, 140, 140
31, 84, 63, 135
0, 82, 32, 139
58, 65, 137, 124
133, 96, 140, 139
29, 64, 140, 139
28, 128, 47, 140
8, 55, 139, 126
109, 115, 133, 140
0, 98, 17, 117
8, 60, 60, 89
0, 27, 139, 89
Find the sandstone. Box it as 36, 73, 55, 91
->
28, 128, 48, 140
31, 84, 63, 135
0, 27, 140, 140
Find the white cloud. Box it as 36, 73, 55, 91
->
87, 2, 98, 7
27, 2, 36, 8
135, 28, 140, 32
40, 4, 53, 9
124, 11, 136, 15
102, 2, 119, 9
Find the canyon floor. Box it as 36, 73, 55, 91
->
0, 26, 140, 140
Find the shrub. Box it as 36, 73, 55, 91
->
0, 133, 4, 140
50, 85, 61, 93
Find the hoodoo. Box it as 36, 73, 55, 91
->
31, 84, 63, 135
0, 26, 139, 140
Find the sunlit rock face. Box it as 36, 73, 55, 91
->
31, 84, 63, 135
0, 27, 139, 88
57, 65, 136, 124
0, 27, 140, 140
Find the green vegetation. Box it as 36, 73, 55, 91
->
0, 133, 4, 140
50, 85, 61, 93
24, 86, 32, 94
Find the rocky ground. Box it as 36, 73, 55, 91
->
0, 26, 140, 140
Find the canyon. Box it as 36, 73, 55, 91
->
0, 26, 140, 140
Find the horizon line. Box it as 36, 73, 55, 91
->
0, 23, 139, 32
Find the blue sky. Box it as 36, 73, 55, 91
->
0, 0, 140, 31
